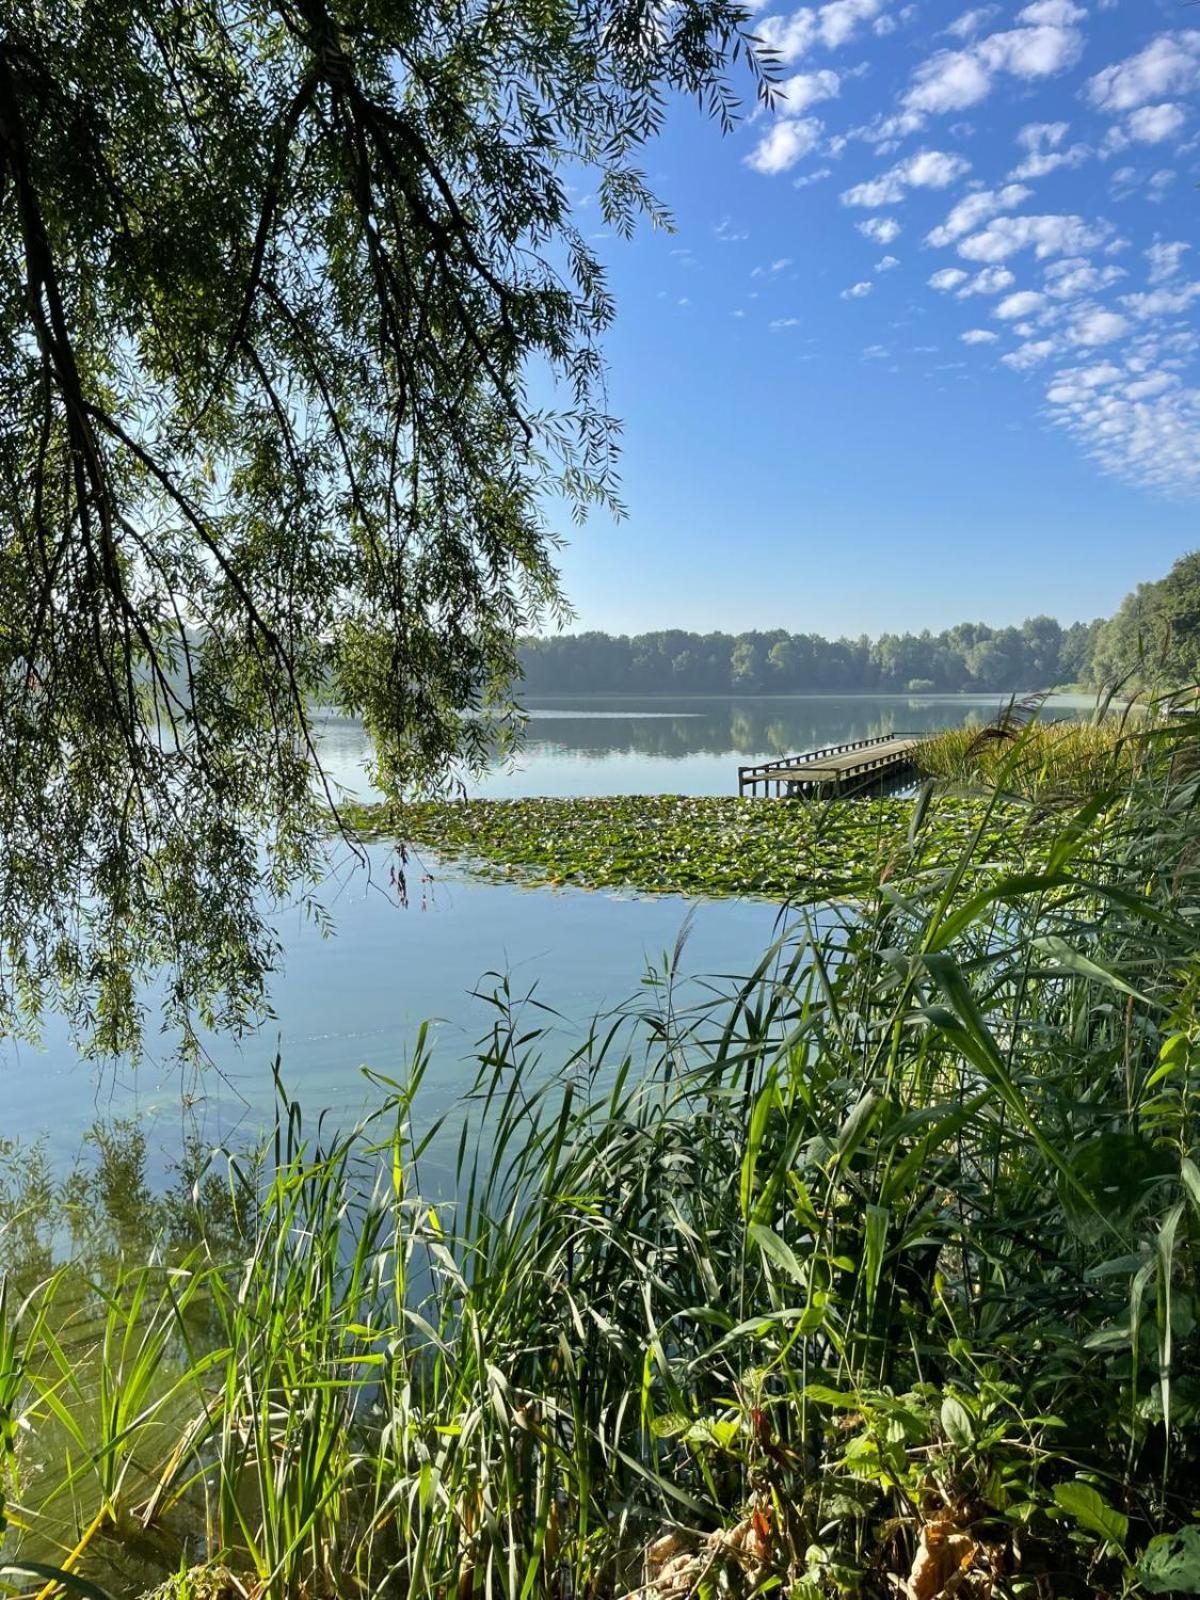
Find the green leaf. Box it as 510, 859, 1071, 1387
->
748, 1221, 804, 1283
803, 1385, 861, 1410
1030, 935, 1153, 1004
1136, 1525, 1200, 1594
940, 1395, 974, 1448
1058, 1133, 1174, 1241
0, 1564, 114, 1600
1053, 1482, 1128, 1547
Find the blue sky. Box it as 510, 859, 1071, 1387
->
551, 0, 1200, 637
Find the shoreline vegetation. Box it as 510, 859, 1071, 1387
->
513, 552, 1200, 700
350, 793, 1012, 900
342, 714, 1140, 902
5, 711, 1200, 1597
517, 630, 1101, 698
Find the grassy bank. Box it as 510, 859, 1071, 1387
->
914, 712, 1144, 800
4, 728, 1200, 1597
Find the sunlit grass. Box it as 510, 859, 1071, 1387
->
914, 712, 1146, 799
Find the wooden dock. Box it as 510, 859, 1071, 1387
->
738, 733, 926, 798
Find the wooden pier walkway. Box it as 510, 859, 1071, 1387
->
738, 732, 927, 798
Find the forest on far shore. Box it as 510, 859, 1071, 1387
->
519, 552, 1200, 696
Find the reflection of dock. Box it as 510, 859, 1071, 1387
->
738, 733, 928, 797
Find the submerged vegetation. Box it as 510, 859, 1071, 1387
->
5, 718, 1200, 1596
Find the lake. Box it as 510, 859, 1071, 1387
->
3, 692, 1096, 1181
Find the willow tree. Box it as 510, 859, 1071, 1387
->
0, 0, 769, 1053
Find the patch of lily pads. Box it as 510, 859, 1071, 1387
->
342, 793, 1017, 900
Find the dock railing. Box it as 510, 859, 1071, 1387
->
738, 731, 926, 797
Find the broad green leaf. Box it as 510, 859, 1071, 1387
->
748, 1221, 805, 1283
940, 1395, 974, 1448
1137, 1526, 1200, 1594
1053, 1482, 1128, 1547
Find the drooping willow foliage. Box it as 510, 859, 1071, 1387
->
0, 0, 771, 1053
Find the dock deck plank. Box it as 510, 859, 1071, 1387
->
738, 733, 927, 796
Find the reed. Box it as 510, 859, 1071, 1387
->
3, 719, 1200, 1598
914, 703, 1147, 799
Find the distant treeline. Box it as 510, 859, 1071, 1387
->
519, 555, 1200, 697
518, 616, 1106, 696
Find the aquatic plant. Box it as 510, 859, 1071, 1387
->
3, 724, 1200, 1597
914, 706, 1147, 800
344, 791, 1023, 901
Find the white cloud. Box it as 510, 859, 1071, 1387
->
1125, 103, 1188, 143
1002, 339, 1057, 368
746, 117, 824, 174
959, 265, 1016, 295
1076, 363, 1124, 386
769, 316, 804, 329
857, 215, 902, 243
894, 11, 1083, 132
961, 328, 1000, 343
756, 10, 818, 62
793, 166, 833, 188
875, 254, 901, 271
1018, 0, 1083, 24
925, 184, 1030, 247
756, 0, 882, 63
944, 6, 1000, 39
977, 23, 1083, 79
1122, 281, 1200, 318
958, 214, 1114, 262
929, 267, 970, 290
1086, 32, 1200, 113
1009, 121, 1091, 178
841, 149, 971, 206
1067, 306, 1130, 344
841, 279, 874, 297
1017, 118, 1068, 149
1125, 372, 1180, 399
1145, 240, 1190, 283
821, 0, 882, 47
1044, 356, 1200, 492
1111, 166, 1178, 203
904, 49, 993, 114
995, 289, 1047, 318
906, 151, 970, 187
1042, 258, 1127, 298
751, 258, 795, 279
778, 69, 842, 110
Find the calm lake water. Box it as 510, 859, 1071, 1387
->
3, 692, 1096, 1183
